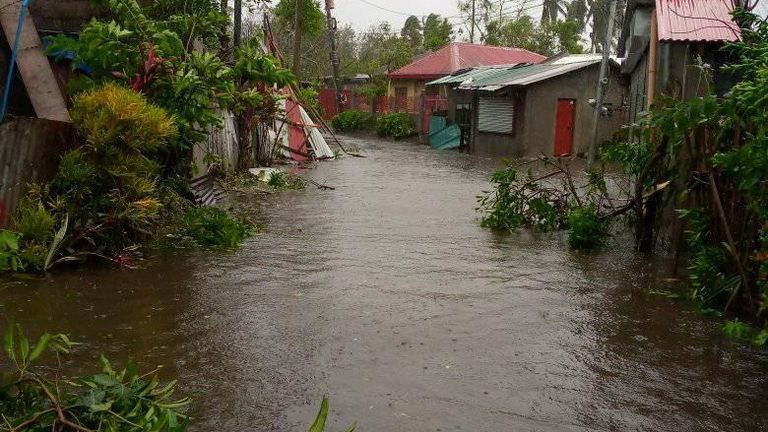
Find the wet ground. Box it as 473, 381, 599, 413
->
2, 135, 768, 431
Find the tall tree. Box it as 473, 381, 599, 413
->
273, 0, 325, 78
485, 15, 583, 56
457, 0, 495, 43
423, 14, 454, 51
401, 15, 423, 50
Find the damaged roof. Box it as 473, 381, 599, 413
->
428, 56, 604, 92
388, 43, 546, 80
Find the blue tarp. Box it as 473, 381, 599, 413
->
429, 116, 460, 150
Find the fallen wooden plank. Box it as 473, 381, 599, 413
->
0, 1, 70, 122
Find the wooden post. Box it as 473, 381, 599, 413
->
233, 0, 242, 47
647, 9, 658, 110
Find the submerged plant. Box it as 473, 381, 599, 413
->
308, 397, 357, 432
0, 322, 190, 431
567, 206, 608, 250
332, 110, 370, 132
376, 113, 415, 138
182, 207, 252, 248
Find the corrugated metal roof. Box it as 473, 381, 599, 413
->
455, 59, 601, 92
426, 65, 518, 86
544, 53, 604, 65
656, 0, 740, 43
388, 43, 546, 80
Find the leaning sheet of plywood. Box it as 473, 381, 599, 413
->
0, 2, 70, 122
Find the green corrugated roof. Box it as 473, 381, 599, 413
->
427, 57, 603, 91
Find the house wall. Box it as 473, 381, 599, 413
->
469, 64, 626, 158
523, 64, 625, 156
387, 79, 428, 99
470, 89, 526, 157
626, 41, 728, 125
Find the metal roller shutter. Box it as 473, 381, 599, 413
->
478, 98, 514, 134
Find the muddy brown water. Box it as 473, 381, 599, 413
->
2, 136, 768, 431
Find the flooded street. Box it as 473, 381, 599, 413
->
2, 136, 768, 431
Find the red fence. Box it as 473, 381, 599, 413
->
319, 89, 429, 120
319, 89, 448, 136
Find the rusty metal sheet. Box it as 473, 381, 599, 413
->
0, 118, 73, 227
656, 0, 741, 43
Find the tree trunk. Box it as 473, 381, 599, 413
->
292, 0, 304, 77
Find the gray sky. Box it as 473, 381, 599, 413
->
333, 0, 463, 32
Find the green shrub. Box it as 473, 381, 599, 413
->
332, 110, 369, 132
182, 207, 252, 248
376, 113, 415, 138
13, 199, 55, 245
567, 206, 608, 250
0, 230, 22, 271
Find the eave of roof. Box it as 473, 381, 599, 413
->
455, 59, 602, 92
656, 0, 740, 43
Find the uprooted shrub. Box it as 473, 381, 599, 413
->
332, 110, 370, 132
476, 158, 615, 250
376, 113, 415, 139
0, 322, 190, 431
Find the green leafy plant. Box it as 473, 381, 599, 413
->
0, 230, 23, 272
0, 322, 189, 431
567, 206, 608, 250
332, 110, 370, 132
182, 207, 252, 248
308, 397, 357, 432
376, 113, 415, 138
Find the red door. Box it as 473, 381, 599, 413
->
554, 99, 576, 156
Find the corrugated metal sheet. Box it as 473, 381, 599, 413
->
457, 60, 601, 92
0, 118, 73, 228
478, 98, 514, 134
427, 65, 516, 86
194, 109, 239, 174
656, 0, 740, 43
389, 43, 546, 80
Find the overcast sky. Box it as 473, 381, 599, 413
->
327, 0, 768, 36
333, 0, 463, 32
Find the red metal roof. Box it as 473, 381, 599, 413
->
388, 43, 546, 80
656, 0, 741, 43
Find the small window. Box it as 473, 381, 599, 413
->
478, 98, 514, 134
395, 87, 408, 98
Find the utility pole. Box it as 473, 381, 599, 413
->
292, 0, 304, 77
470, 0, 476, 43
586, 0, 617, 169
233, 0, 242, 47
324, 0, 345, 113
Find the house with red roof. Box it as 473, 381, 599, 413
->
619, 0, 742, 124
386, 43, 546, 109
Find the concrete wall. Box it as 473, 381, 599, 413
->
522, 64, 626, 156
469, 64, 626, 158
0, 118, 73, 227
470, 89, 526, 157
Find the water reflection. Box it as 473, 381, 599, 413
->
2, 137, 767, 431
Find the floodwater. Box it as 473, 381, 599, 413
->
2, 136, 768, 431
